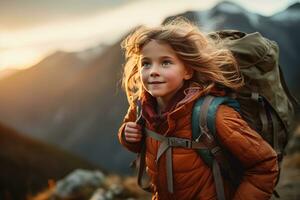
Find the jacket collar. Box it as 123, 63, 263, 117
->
138, 81, 226, 135
139, 81, 205, 121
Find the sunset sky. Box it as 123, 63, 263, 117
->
0, 0, 298, 71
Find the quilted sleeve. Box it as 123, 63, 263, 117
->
118, 104, 142, 153
215, 105, 279, 200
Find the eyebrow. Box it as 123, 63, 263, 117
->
140, 56, 174, 60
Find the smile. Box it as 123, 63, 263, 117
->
148, 81, 166, 84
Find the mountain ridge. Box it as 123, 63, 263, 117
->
0, 121, 98, 200
0, 1, 298, 175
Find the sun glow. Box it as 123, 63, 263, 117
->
0, 0, 294, 71
0, 47, 46, 69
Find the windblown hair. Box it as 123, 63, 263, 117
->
121, 18, 244, 106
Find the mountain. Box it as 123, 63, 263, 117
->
0, 1, 299, 176
0, 44, 106, 138
165, 1, 300, 99
0, 38, 132, 173
0, 121, 97, 200
272, 2, 300, 22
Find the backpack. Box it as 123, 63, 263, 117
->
191, 30, 297, 199
133, 30, 298, 199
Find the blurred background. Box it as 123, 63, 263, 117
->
0, 0, 299, 199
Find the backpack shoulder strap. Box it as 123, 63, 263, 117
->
192, 96, 214, 166
206, 96, 240, 137
192, 95, 241, 200
192, 95, 240, 167
134, 100, 152, 192
192, 95, 240, 145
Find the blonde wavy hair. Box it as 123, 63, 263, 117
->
121, 18, 244, 106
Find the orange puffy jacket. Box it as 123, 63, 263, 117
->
118, 82, 279, 200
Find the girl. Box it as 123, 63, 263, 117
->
118, 19, 278, 200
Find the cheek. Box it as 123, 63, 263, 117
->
164, 71, 184, 82
164, 71, 186, 88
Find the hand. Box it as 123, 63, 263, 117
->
124, 122, 142, 143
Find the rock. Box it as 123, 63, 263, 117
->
89, 188, 114, 200
89, 188, 106, 200
53, 169, 105, 198
109, 183, 124, 196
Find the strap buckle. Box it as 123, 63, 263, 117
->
167, 137, 191, 148
211, 146, 221, 155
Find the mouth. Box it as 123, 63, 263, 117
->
148, 81, 166, 84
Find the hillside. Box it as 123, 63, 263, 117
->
0, 1, 298, 175
0, 122, 98, 200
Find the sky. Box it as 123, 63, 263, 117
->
0, 0, 299, 71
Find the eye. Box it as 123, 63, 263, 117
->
162, 60, 172, 66
141, 61, 151, 68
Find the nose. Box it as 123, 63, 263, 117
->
150, 64, 160, 77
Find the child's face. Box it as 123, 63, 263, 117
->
139, 40, 193, 105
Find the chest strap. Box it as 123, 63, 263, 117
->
145, 128, 207, 193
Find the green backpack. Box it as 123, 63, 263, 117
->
134, 30, 297, 199
191, 30, 298, 199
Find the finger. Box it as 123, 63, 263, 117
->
125, 136, 142, 143
127, 122, 142, 130
125, 126, 141, 134
126, 134, 142, 140
126, 137, 141, 142
125, 133, 141, 140
126, 135, 142, 142
125, 132, 143, 139
126, 122, 136, 128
